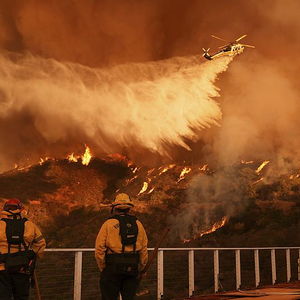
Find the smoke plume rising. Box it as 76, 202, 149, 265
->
1, 0, 300, 170
171, 168, 250, 241
1, 0, 300, 237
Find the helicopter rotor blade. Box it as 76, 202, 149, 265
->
211, 35, 228, 42
235, 34, 247, 42
241, 44, 255, 48
218, 44, 229, 49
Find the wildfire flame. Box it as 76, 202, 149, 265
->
81, 146, 92, 166
147, 168, 155, 175
177, 167, 191, 182
199, 164, 209, 172
124, 175, 138, 186
39, 157, 51, 165
158, 164, 176, 176
199, 216, 228, 237
67, 145, 92, 166
67, 153, 78, 163
255, 160, 270, 174
252, 177, 264, 185
138, 182, 149, 195
183, 216, 228, 243
241, 160, 254, 165
147, 187, 155, 194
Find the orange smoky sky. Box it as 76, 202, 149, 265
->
0, 0, 300, 171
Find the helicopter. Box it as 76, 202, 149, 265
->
202, 34, 255, 60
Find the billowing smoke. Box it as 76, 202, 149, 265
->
215, 57, 300, 168
171, 168, 250, 241
1, 0, 300, 236
0, 52, 231, 171
1, 0, 300, 170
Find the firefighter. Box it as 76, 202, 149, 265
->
0, 198, 46, 300
95, 193, 148, 300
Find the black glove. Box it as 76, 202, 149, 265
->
27, 250, 36, 260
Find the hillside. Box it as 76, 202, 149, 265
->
0, 156, 300, 248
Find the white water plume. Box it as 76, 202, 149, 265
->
0, 52, 232, 168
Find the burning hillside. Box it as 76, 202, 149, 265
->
1, 151, 300, 247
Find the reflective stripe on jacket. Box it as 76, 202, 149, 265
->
95, 217, 148, 272
0, 210, 46, 271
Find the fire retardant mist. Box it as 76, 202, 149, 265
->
0, 52, 232, 171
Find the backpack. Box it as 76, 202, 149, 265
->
106, 214, 139, 276
1, 213, 34, 273
110, 214, 138, 251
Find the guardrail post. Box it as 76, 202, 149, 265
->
74, 251, 83, 300
254, 249, 260, 287
298, 249, 300, 280
188, 250, 195, 297
214, 250, 219, 293
271, 249, 276, 285
286, 249, 291, 282
157, 250, 164, 300
235, 250, 241, 290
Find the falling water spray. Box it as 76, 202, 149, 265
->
0, 52, 232, 171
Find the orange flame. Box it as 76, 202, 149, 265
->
147, 187, 155, 194
67, 153, 78, 163
125, 175, 138, 186
67, 145, 92, 166
177, 167, 191, 182
183, 216, 228, 243
81, 146, 92, 166
252, 177, 264, 185
290, 174, 300, 179
147, 168, 155, 175
158, 164, 176, 175
255, 160, 270, 173
39, 157, 51, 165
138, 181, 149, 195
241, 160, 254, 165
199, 216, 228, 237
199, 164, 209, 172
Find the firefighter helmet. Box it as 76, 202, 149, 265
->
3, 198, 24, 211
112, 193, 134, 209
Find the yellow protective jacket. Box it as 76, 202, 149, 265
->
95, 215, 148, 272
0, 209, 46, 271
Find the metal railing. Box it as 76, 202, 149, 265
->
45, 247, 300, 300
